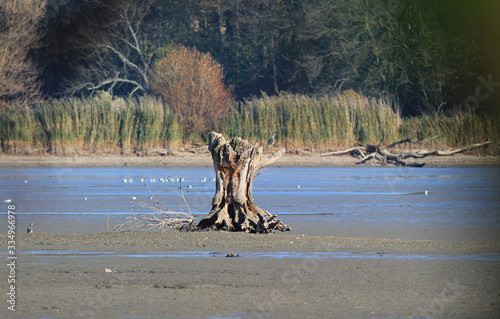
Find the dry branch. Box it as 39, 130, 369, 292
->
319, 139, 493, 167
111, 180, 196, 232
318, 147, 366, 157
404, 141, 493, 158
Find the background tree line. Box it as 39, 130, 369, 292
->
2, 0, 496, 114
0, 0, 499, 153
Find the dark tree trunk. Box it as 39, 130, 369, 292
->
197, 132, 290, 233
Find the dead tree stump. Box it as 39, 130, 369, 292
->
197, 132, 291, 233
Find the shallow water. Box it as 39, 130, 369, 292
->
1, 167, 499, 241
5, 250, 500, 261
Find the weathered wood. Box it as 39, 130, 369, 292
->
318, 147, 365, 157
197, 132, 290, 233
320, 140, 493, 167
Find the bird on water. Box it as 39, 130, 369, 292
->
27, 223, 34, 233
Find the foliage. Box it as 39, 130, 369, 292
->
294, 0, 488, 114
1, 1, 498, 154
219, 91, 498, 150
150, 46, 234, 139
0, 92, 181, 155
220, 91, 400, 148
37, 0, 499, 117
1, 92, 497, 154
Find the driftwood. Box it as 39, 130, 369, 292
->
320, 139, 493, 167
112, 181, 197, 232
197, 132, 290, 233
319, 147, 366, 157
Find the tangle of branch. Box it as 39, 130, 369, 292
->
112, 180, 197, 232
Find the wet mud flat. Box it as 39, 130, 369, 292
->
2, 232, 499, 318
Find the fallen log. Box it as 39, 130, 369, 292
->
320, 140, 493, 167
318, 147, 366, 157
402, 141, 493, 158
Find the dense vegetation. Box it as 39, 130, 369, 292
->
1, 91, 497, 154
0, 0, 499, 153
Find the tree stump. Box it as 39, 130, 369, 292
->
197, 132, 291, 233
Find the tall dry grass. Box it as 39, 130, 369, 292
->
220, 91, 402, 149
0, 92, 181, 154
219, 91, 497, 152
0, 91, 497, 154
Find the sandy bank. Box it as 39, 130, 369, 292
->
14, 232, 500, 255
2, 232, 498, 318
1, 153, 499, 168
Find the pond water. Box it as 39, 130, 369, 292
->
1, 166, 499, 241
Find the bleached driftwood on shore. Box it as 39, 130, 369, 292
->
111, 181, 196, 232
319, 138, 493, 167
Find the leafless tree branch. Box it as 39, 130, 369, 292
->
65, 0, 152, 97
319, 138, 493, 167
111, 179, 197, 232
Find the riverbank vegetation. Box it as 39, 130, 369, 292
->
1, 91, 497, 155
0, 0, 498, 155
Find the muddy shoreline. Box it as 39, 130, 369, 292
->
1, 153, 499, 168
13, 232, 500, 255
1, 232, 499, 318
2, 156, 499, 318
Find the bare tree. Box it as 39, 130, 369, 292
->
0, 0, 45, 103
66, 0, 153, 97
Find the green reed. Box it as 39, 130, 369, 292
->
0, 92, 181, 154
220, 91, 402, 148
0, 91, 497, 154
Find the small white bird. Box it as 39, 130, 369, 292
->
132, 196, 137, 200
84, 197, 88, 201
27, 223, 34, 233
24, 180, 28, 183
424, 190, 428, 195
123, 179, 128, 183
3, 199, 12, 203
297, 185, 301, 189
188, 185, 192, 189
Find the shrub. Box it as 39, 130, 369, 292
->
150, 46, 234, 140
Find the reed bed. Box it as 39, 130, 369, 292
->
0, 92, 181, 155
0, 91, 497, 154
220, 91, 498, 152
220, 91, 402, 149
